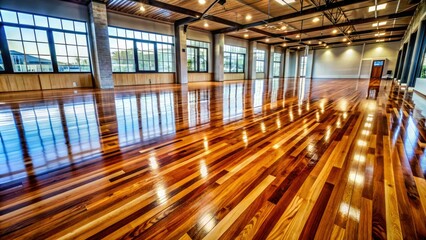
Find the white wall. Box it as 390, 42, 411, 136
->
312, 42, 399, 79
256, 42, 269, 79
108, 12, 174, 35
0, 0, 89, 21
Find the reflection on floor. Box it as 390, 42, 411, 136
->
0, 78, 425, 239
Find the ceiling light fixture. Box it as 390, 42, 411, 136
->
342, 38, 347, 42
332, 29, 338, 34
308, 41, 311, 44
347, 42, 351, 45
297, 46, 300, 49
275, 0, 296, 5
140, 5, 146, 12
313, 17, 320, 23
368, 3, 387, 12
296, 34, 300, 38
281, 26, 287, 30
347, 30, 352, 34
199, 0, 206, 4
283, 43, 287, 47
372, 21, 387, 27
245, 14, 252, 20
204, 22, 209, 27
374, 32, 386, 36
318, 41, 322, 44
265, 38, 270, 42
244, 33, 249, 38
376, 39, 385, 42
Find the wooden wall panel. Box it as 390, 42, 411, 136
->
224, 73, 245, 81
0, 74, 92, 92
114, 73, 175, 86
188, 73, 213, 82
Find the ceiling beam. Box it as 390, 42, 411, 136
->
269, 26, 408, 45
250, 8, 415, 41
136, 0, 242, 28
309, 35, 404, 49
212, 0, 369, 34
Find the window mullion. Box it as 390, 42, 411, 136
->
47, 29, 59, 72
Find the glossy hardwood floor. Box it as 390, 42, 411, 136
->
0, 78, 425, 239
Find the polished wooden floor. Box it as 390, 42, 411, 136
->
0, 78, 426, 239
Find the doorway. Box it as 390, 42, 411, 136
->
370, 60, 385, 79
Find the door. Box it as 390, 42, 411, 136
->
370, 60, 385, 79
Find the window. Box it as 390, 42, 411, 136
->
300, 55, 307, 77
137, 42, 156, 71
255, 50, 265, 73
187, 40, 208, 72
5, 26, 53, 72
0, 50, 4, 71
110, 38, 135, 72
421, 54, 426, 78
108, 26, 174, 73
224, 45, 246, 73
273, 53, 282, 77
0, 9, 89, 73
53, 31, 90, 72
157, 43, 174, 72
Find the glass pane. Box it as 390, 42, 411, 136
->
76, 34, 87, 46
117, 28, 126, 37
78, 46, 89, 57
109, 38, 118, 48
38, 43, 50, 55
4, 26, 22, 40
23, 42, 38, 55
126, 30, 134, 38
66, 45, 78, 56
74, 21, 86, 32
108, 27, 117, 36
62, 19, 74, 31
8, 40, 24, 53
21, 28, 35, 41
49, 17, 62, 29
53, 32, 65, 44
65, 33, 76, 45
134, 31, 142, 39
18, 13, 34, 25
55, 44, 67, 56
1, 10, 18, 23
34, 15, 48, 27
35, 30, 48, 43
224, 52, 230, 72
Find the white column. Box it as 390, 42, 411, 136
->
175, 25, 188, 84
214, 33, 224, 82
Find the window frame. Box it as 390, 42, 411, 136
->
187, 46, 208, 73
255, 50, 265, 73
273, 52, 282, 77
0, 8, 91, 74
224, 52, 245, 73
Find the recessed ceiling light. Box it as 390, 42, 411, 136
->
265, 38, 270, 42
296, 34, 300, 38
140, 5, 146, 12
332, 29, 338, 34
318, 41, 322, 44
281, 26, 287, 30
283, 43, 287, 47
244, 33, 249, 38
245, 14, 252, 20
374, 32, 386, 36
297, 46, 300, 49
199, 0, 206, 4
376, 39, 385, 42
342, 38, 347, 42
347, 42, 351, 45
313, 17, 320, 23
368, 3, 387, 12
204, 22, 209, 27
347, 30, 352, 34
308, 41, 311, 44
275, 0, 296, 5
326, 46, 329, 48
372, 21, 387, 27
323, 43, 327, 46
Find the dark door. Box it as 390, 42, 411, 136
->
371, 60, 385, 79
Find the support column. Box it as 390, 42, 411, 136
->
213, 33, 224, 82
175, 25, 188, 84
268, 45, 275, 79
400, 32, 418, 84
284, 49, 291, 78
295, 50, 300, 78
408, 21, 426, 88
89, 1, 114, 89
248, 41, 257, 80
281, 48, 286, 78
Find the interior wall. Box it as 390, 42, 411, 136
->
256, 42, 269, 79
312, 42, 399, 79
0, 0, 89, 21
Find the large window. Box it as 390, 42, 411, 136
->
0, 9, 90, 73
421, 54, 426, 78
108, 26, 174, 73
224, 45, 245, 73
273, 53, 282, 77
187, 40, 208, 72
110, 38, 135, 72
255, 50, 265, 73
53, 31, 90, 72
